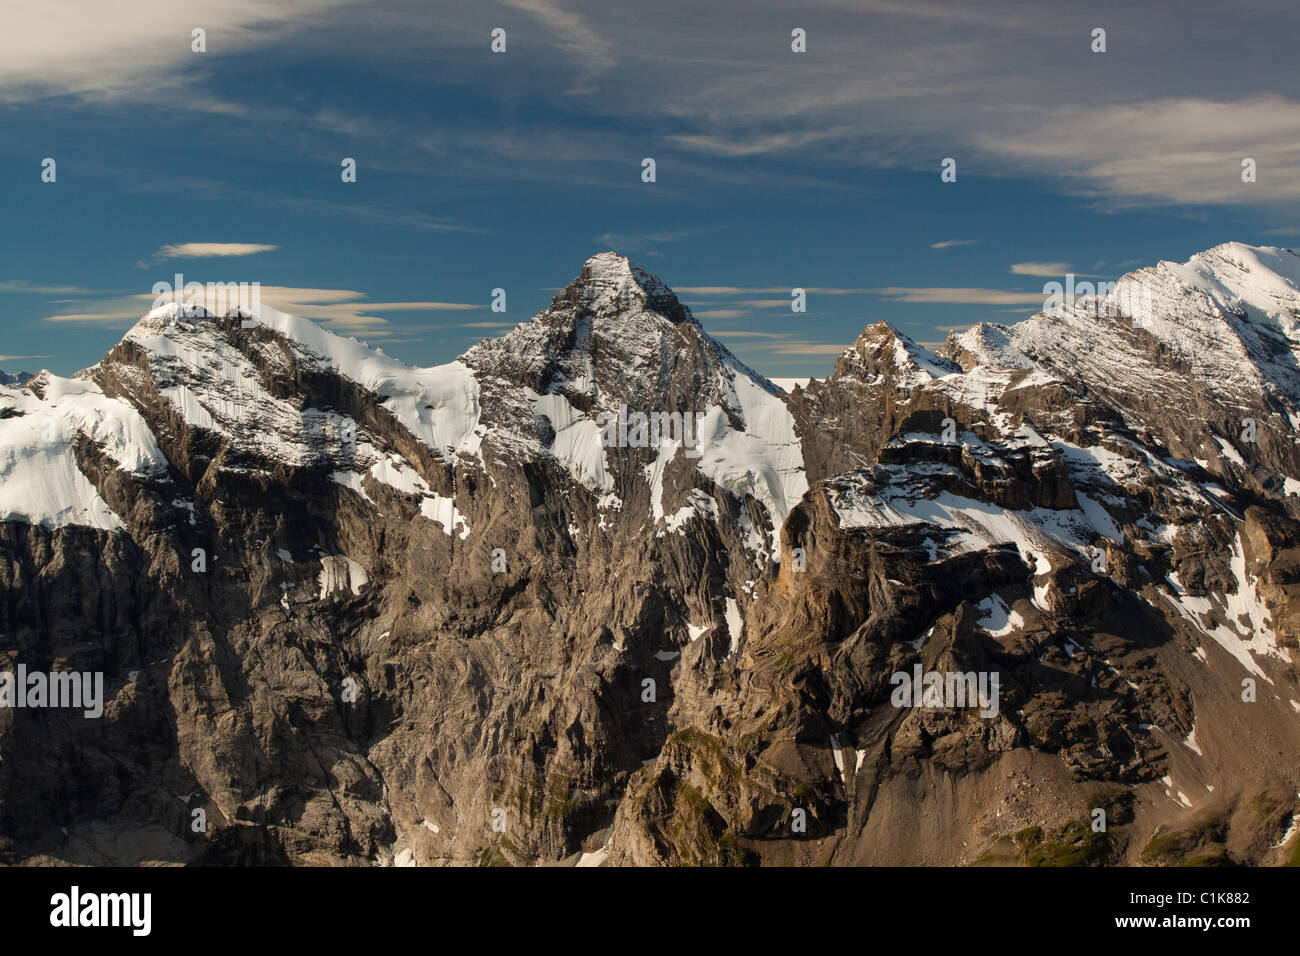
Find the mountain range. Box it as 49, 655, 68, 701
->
1, 243, 1299, 866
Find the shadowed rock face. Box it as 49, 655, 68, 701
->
2, 246, 1300, 867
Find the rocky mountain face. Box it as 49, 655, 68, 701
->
1, 245, 1299, 867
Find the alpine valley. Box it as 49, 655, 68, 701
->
2, 244, 1299, 867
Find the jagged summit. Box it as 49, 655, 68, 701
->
836, 321, 960, 385
464, 252, 742, 402
142, 301, 218, 322
1151, 241, 1300, 314
547, 252, 696, 326
460, 253, 807, 546
939, 322, 1039, 373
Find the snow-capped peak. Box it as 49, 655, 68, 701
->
461, 254, 807, 558
0, 373, 169, 531
837, 321, 959, 388
996, 241, 1300, 413
553, 251, 697, 326
943, 323, 1037, 373
120, 300, 484, 463
1149, 242, 1300, 323
142, 301, 216, 322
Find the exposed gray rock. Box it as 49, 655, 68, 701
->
2, 246, 1299, 867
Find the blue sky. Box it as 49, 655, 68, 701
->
1, 0, 1297, 379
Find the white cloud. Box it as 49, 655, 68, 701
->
874, 287, 1045, 305
766, 342, 852, 356
737, 299, 798, 309
1009, 262, 1070, 278
43, 285, 480, 332
676, 286, 868, 295
931, 239, 977, 249
501, 0, 617, 88
668, 126, 858, 158
44, 309, 149, 324
212, 286, 480, 331
0, 0, 350, 101
981, 96, 1300, 206
149, 242, 278, 263
6, 0, 1298, 221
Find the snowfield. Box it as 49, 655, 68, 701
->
0, 375, 169, 530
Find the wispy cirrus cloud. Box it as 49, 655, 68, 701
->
0, 0, 352, 102
6, 0, 1299, 220
667, 126, 859, 158
0, 280, 92, 294
707, 329, 850, 356
267, 289, 479, 333
253, 287, 480, 332
43, 285, 480, 333
980, 96, 1300, 207
765, 342, 852, 356
269, 196, 490, 234
44, 308, 150, 324
931, 239, 977, 249
676, 286, 868, 295
875, 287, 1045, 305
593, 229, 715, 257
501, 0, 618, 89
